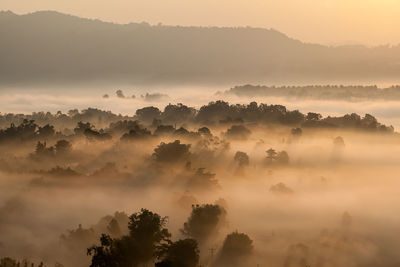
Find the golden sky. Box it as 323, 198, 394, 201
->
2, 0, 400, 46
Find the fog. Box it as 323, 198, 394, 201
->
2, 86, 400, 129
1, 97, 400, 267
2, 4, 400, 267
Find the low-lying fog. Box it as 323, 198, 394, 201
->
1, 86, 400, 130
1, 86, 400, 267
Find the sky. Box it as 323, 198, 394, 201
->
1, 0, 400, 46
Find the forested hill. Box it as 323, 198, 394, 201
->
1, 10, 400, 85
225, 85, 400, 100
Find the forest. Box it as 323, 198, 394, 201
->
0, 100, 399, 266
3, 0, 400, 266
224, 84, 400, 101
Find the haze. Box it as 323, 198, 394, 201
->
2, 0, 400, 46
2, 1, 400, 266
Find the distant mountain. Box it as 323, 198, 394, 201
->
1, 10, 400, 86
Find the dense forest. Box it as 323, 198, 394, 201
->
225, 85, 400, 101
0, 101, 394, 136
0, 100, 399, 266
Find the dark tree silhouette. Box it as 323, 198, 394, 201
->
161, 103, 196, 124
55, 139, 72, 155
120, 127, 151, 141
0, 258, 44, 267
34, 141, 54, 157
0, 257, 17, 267
266, 148, 277, 162
116, 90, 125, 98
152, 140, 191, 163
61, 224, 96, 251
225, 125, 251, 140
181, 204, 226, 244
234, 151, 250, 167
84, 128, 112, 141
214, 231, 253, 267
135, 107, 161, 123
306, 112, 322, 121
276, 151, 289, 164
37, 124, 55, 139
88, 209, 171, 267
74, 121, 93, 135
156, 239, 200, 267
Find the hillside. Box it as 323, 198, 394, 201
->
1, 10, 400, 86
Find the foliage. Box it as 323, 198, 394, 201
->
156, 239, 200, 267
153, 140, 191, 163
87, 209, 171, 267
214, 232, 253, 267
181, 204, 226, 243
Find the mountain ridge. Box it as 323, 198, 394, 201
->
1, 10, 399, 86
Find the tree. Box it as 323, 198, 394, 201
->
34, 141, 54, 157
156, 239, 200, 267
153, 140, 191, 163
225, 125, 251, 140
116, 90, 125, 98
161, 103, 196, 124
0, 257, 17, 267
306, 112, 322, 121
333, 136, 345, 148
214, 232, 253, 267
88, 209, 171, 267
234, 151, 249, 167
266, 148, 277, 162
135, 107, 161, 123
61, 224, 97, 252
37, 124, 55, 139
84, 128, 112, 141
276, 151, 289, 164
55, 139, 72, 155
291, 128, 302, 137
74, 121, 93, 135
181, 204, 226, 244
